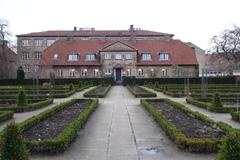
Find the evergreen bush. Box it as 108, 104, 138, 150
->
69, 83, 74, 91
0, 122, 29, 160
216, 132, 240, 160
17, 88, 27, 107
212, 92, 223, 108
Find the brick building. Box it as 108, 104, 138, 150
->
17, 25, 200, 81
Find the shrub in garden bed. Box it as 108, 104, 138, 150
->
0, 98, 53, 113
127, 85, 156, 97
0, 111, 14, 122
186, 97, 237, 113
163, 90, 185, 97
231, 112, 240, 122
83, 85, 111, 98
18, 98, 98, 153
141, 98, 235, 152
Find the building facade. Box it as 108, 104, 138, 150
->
17, 25, 199, 80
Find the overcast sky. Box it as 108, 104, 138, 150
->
1, 0, 240, 50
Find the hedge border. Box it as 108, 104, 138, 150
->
127, 85, 157, 97
141, 98, 235, 152
186, 97, 237, 113
0, 99, 53, 113
83, 85, 111, 98
17, 98, 98, 153
231, 112, 240, 122
0, 111, 14, 122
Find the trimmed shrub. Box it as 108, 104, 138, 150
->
231, 112, 240, 122
0, 122, 29, 160
0, 111, 14, 122
127, 85, 157, 98
164, 85, 169, 92
16, 66, 25, 84
212, 92, 223, 108
17, 88, 27, 107
216, 132, 240, 160
69, 83, 74, 91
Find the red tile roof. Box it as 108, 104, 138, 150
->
17, 30, 173, 37
41, 39, 198, 66
0, 46, 17, 62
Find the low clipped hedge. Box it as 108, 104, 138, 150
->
0, 111, 14, 122
18, 98, 98, 153
52, 90, 75, 98
141, 98, 235, 152
231, 112, 240, 122
186, 97, 237, 113
84, 85, 111, 98
163, 90, 185, 97
0, 99, 53, 113
127, 85, 157, 97
75, 84, 92, 92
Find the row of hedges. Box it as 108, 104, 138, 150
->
231, 112, 240, 122
18, 99, 98, 153
127, 85, 157, 97
0, 77, 115, 86
0, 111, 14, 122
186, 97, 237, 113
0, 99, 53, 113
140, 98, 236, 152
123, 76, 237, 85
83, 85, 112, 98
163, 90, 185, 97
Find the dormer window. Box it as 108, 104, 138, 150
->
53, 53, 59, 60
85, 53, 96, 61
141, 53, 151, 61
68, 53, 79, 61
159, 52, 170, 61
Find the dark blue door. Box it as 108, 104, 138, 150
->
116, 68, 121, 81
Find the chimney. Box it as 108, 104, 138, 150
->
73, 26, 77, 31
129, 24, 134, 32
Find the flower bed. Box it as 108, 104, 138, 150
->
83, 85, 111, 98
231, 112, 240, 122
0, 98, 53, 113
0, 111, 14, 122
127, 85, 156, 97
186, 97, 237, 113
141, 98, 235, 152
19, 99, 98, 153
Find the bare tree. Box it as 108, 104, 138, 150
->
211, 26, 240, 73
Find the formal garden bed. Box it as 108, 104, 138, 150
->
127, 85, 157, 97
0, 98, 53, 113
19, 98, 98, 153
0, 111, 14, 122
141, 98, 236, 152
83, 85, 111, 98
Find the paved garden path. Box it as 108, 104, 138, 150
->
142, 87, 240, 129
30, 86, 214, 160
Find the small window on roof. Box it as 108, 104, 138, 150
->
53, 53, 59, 60
141, 53, 151, 61
159, 52, 170, 61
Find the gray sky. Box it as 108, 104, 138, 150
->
1, 0, 240, 50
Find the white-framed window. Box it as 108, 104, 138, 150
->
24, 64, 30, 72
105, 68, 112, 75
138, 68, 143, 76
105, 53, 111, 60
141, 53, 151, 61
159, 52, 170, 61
94, 69, 99, 77
34, 39, 43, 46
69, 69, 76, 77
127, 69, 131, 76
22, 39, 30, 46
162, 68, 167, 76
22, 52, 30, 60
56, 69, 63, 77
35, 52, 41, 60
33, 65, 39, 72
85, 53, 96, 61
47, 39, 55, 46
68, 53, 79, 61
53, 53, 59, 60
126, 53, 132, 60
115, 53, 122, 60
81, 69, 87, 77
